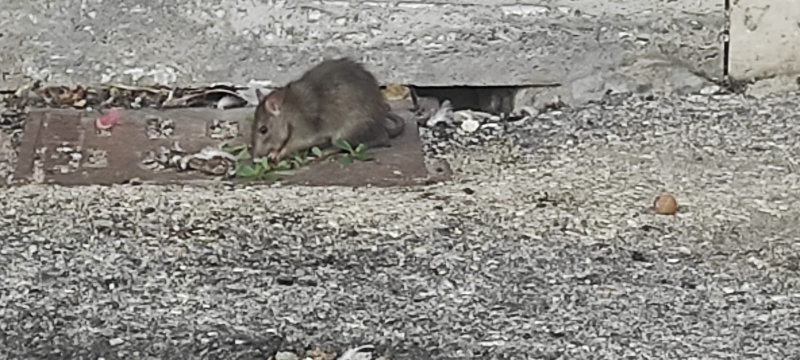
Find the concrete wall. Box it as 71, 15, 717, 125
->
0, 0, 724, 95
729, 0, 800, 79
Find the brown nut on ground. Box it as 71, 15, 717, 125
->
653, 193, 678, 215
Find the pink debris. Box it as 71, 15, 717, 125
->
95, 108, 121, 130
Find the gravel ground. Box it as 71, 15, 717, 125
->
2, 92, 800, 360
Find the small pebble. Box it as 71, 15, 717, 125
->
653, 193, 678, 215
275, 351, 299, 360
460, 119, 480, 133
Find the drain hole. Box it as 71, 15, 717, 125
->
411, 86, 523, 114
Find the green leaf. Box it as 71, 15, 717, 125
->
311, 146, 323, 157
274, 160, 292, 171
291, 152, 308, 165
256, 157, 271, 171
333, 138, 353, 152
222, 143, 246, 154
223, 143, 253, 161
235, 165, 258, 178
237, 148, 252, 160
254, 162, 269, 175
354, 143, 367, 154
353, 153, 373, 161
339, 155, 353, 165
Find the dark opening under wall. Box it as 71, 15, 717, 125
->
410, 86, 525, 115
723, 0, 730, 77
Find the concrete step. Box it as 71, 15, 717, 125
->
1, 0, 724, 102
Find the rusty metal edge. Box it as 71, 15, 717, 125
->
6, 99, 453, 188
10, 109, 48, 186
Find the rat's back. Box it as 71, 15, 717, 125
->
295, 58, 387, 127
299, 58, 379, 91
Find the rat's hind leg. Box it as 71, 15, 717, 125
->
339, 119, 392, 151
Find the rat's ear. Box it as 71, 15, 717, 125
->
263, 89, 284, 116
255, 88, 268, 103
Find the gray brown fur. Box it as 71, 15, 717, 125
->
251, 58, 405, 161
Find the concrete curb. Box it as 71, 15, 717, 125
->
1, 0, 723, 101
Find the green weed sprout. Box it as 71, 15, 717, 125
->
333, 139, 372, 165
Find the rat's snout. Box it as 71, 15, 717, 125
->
250, 140, 270, 159
250, 132, 269, 158
251, 135, 282, 160
250, 121, 271, 158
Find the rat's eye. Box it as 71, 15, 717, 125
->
258, 125, 268, 134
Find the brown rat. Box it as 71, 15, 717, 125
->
251, 58, 406, 162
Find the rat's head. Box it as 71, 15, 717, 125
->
252, 88, 292, 159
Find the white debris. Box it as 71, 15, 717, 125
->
426, 99, 453, 127
460, 118, 481, 133
338, 345, 375, 360
518, 106, 540, 118
177, 147, 239, 176
700, 85, 721, 95
216, 95, 242, 109
275, 351, 299, 360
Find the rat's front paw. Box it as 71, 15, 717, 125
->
270, 149, 290, 163
268, 150, 288, 163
